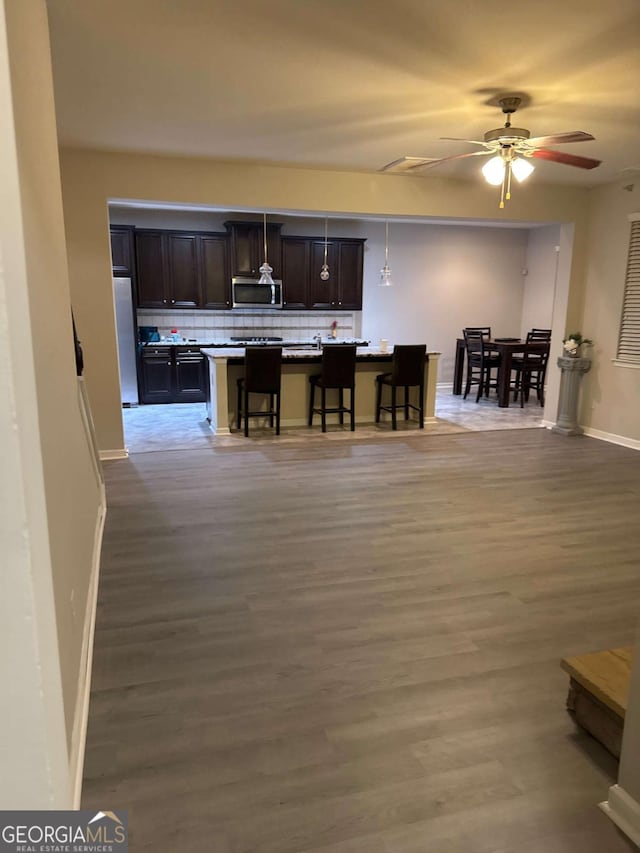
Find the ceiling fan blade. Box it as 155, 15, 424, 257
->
531, 148, 601, 169
527, 131, 595, 146
440, 137, 490, 147
382, 150, 490, 173
380, 156, 439, 172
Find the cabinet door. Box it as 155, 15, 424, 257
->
175, 348, 208, 402
167, 234, 200, 307
227, 222, 282, 278
229, 224, 259, 276
140, 348, 173, 403
281, 238, 309, 309
200, 236, 230, 309
308, 240, 337, 309
337, 241, 364, 310
110, 227, 133, 276
135, 232, 168, 308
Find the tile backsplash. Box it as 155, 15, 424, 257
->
136, 309, 360, 341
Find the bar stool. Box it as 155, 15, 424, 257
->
236, 346, 282, 436
463, 329, 501, 402
375, 344, 426, 429
308, 345, 357, 432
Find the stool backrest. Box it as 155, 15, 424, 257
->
463, 328, 487, 357
464, 326, 491, 338
527, 328, 552, 342
521, 342, 550, 372
321, 344, 357, 388
391, 344, 426, 385
244, 346, 282, 393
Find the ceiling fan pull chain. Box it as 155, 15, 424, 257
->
500, 170, 506, 209
506, 161, 513, 201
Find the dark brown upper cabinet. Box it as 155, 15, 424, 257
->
200, 235, 230, 309
109, 226, 134, 277
135, 231, 169, 308
225, 221, 282, 279
135, 230, 218, 309
281, 238, 311, 309
166, 234, 200, 307
304, 237, 365, 311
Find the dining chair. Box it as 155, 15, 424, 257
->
236, 346, 282, 436
511, 340, 550, 406
375, 344, 427, 429
462, 330, 501, 402
308, 344, 357, 432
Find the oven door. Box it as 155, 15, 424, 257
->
232, 278, 283, 308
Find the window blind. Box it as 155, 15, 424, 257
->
616, 215, 640, 364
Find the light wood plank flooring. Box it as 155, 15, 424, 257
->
83, 429, 640, 851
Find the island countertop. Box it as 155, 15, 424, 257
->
201, 346, 441, 360
201, 347, 441, 434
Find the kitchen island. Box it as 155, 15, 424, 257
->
202, 347, 441, 434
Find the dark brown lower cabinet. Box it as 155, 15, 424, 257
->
174, 348, 209, 402
140, 346, 208, 404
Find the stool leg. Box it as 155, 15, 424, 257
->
308, 379, 315, 426
269, 393, 274, 428
391, 386, 397, 430
339, 388, 344, 425
350, 386, 355, 431
276, 390, 281, 435
419, 380, 424, 428
375, 378, 382, 423
244, 388, 249, 437
237, 380, 242, 431
321, 386, 327, 433
404, 386, 409, 420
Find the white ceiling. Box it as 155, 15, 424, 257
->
47, 0, 640, 187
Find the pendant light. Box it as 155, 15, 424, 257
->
320, 217, 330, 281
258, 212, 275, 286
379, 220, 393, 287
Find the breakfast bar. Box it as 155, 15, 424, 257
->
202, 347, 441, 434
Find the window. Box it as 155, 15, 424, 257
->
616, 214, 640, 365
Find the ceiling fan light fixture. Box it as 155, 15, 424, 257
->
512, 157, 535, 182
482, 155, 505, 186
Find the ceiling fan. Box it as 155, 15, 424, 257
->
381, 96, 602, 207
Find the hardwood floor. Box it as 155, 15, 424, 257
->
83, 429, 640, 851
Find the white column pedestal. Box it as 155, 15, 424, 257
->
551, 356, 591, 436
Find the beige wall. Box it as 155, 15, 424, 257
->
0, 0, 104, 805
60, 147, 592, 452
581, 184, 640, 442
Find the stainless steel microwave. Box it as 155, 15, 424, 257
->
232, 276, 283, 309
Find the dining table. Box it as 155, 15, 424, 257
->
453, 337, 550, 408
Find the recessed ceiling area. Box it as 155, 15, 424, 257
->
47, 0, 640, 187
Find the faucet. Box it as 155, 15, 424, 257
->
314, 332, 322, 349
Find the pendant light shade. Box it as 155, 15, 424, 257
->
379, 220, 393, 287
320, 217, 330, 281
258, 212, 275, 285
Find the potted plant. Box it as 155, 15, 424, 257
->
563, 332, 593, 357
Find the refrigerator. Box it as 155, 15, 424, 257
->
113, 277, 139, 405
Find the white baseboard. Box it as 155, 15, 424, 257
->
99, 448, 128, 460
69, 501, 106, 807
600, 784, 640, 847
582, 426, 640, 451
